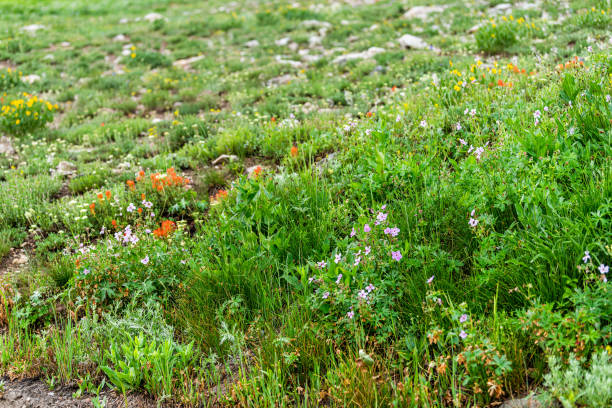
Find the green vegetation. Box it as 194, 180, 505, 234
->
0, 0, 611, 407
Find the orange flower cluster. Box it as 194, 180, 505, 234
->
212, 189, 228, 202
126, 168, 190, 193
507, 63, 535, 75
151, 167, 190, 192
556, 56, 585, 71
153, 220, 176, 238
90, 190, 113, 216
251, 166, 263, 179
496, 79, 513, 88
290, 145, 298, 157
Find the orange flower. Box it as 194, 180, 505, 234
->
212, 189, 228, 202
137, 207, 142, 214
290, 145, 298, 157
105, 190, 111, 200
366, 111, 373, 118
271, 117, 276, 122
126, 180, 135, 191
153, 220, 176, 238
89, 202, 95, 215
391, 85, 397, 92
141, 193, 146, 201
97, 193, 104, 201
252, 166, 262, 178
111, 219, 117, 229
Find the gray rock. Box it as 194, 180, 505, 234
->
398, 34, 431, 50
500, 396, 542, 408
212, 154, 239, 166
245, 40, 260, 48
21, 74, 41, 84
143, 13, 164, 22
403, 5, 447, 20
0, 136, 15, 156
55, 161, 77, 176
333, 47, 385, 64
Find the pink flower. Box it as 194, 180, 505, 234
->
364, 224, 371, 233
391, 250, 402, 261
350, 227, 356, 237
459, 314, 468, 323
364, 246, 371, 255
317, 260, 327, 268
354, 256, 361, 267
358, 290, 368, 300
141, 255, 149, 265
322, 291, 330, 299
335, 274, 343, 284
459, 330, 468, 339
582, 251, 591, 263
334, 253, 342, 264
469, 217, 479, 227
426, 275, 434, 284
599, 264, 609, 275
347, 310, 354, 319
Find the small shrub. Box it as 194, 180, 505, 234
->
0, 93, 57, 136
0, 67, 22, 91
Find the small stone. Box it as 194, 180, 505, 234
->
55, 161, 77, 176
500, 396, 541, 408
301, 20, 332, 29
333, 47, 385, 64
397, 34, 430, 50
22, 74, 41, 84
245, 40, 260, 48
403, 5, 447, 20
113, 34, 128, 42
0, 136, 15, 156
212, 154, 239, 166
275, 37, 291, 46
21, 24, 45, 33
143, 13, 164, 22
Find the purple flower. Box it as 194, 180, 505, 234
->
426, 275, 435, 284
317, 260, 327, 268
335, 274, 343, 284
582, 251, 591, 264
375, 212, 388, 226
456, 123, 462, 132
350, 227, 356, 237
141, 255, 149, 265
420, 120, 427, 128
364, 224, 371, 233
366, 284, 375, 292
384, 227, 400, 237
126, 203, 136, 213
459, 330, 468, 339
347, 310, 354, 319
391, 250, 402, 262
82, 268, 90, 275
459, 138, 467, 145
364, 246, 371, 255
459, 314, 468, 323
599, 264, 609, 275
322, 291, 330, 299
358, 290, 368, 300
142, 200, 153, 209
308, 276, 317, 284
354, 256, 361, 267
334, 253, 342, 264
469, 217, 479, 228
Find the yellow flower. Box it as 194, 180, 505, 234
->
131, 53, 136, 58
16, 119, 20, 124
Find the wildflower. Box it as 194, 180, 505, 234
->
354, 256, 361, 266
252, 166, 263, 178
126, 180, 135, 191
364, 246, 371, 255
322, 291, 330, 299
290, 145, 298, 157
459, 330, 468, 339
420, 120, 427, 128
474, 146, 484, 160
153, 220, 176, 238
335, 274, 343, 284
469, 109, 476, 117
582, 251, 591, 263
141, 255, 149, 265
395, 114, 401, 123
587, 46, 593, 53
391, 250, 402, 261
111, 219, 117, 229
456, 122, 462, 131
350, 227, 356, 237
105, 190, 112, 200
308, 276, 317, 284
459, 138, 467, 146
82, 268, 90, 275
427, 275, 435, 284
100, 226, 106, 235
599, 264, 609, 275
375, 212, 387, 225
469, 217, 479, 227
384, 227, 400, 237
365, 128, 372, 136
358, 290, 368, 300
460, 314, 469, 323
347, 310, 354, 319
544, 106, 549, 112
180, 260, 187, 264
366, 284, 375, 292
334, 253, 342, 264
89, 202, 95, 215
143, 200, 153, 208
606, 95, 611, 103
364, 224, 371, 233
127, 203, 136, 213
317, 260, 327, 268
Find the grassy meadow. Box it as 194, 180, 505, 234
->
0, 0, 611, 406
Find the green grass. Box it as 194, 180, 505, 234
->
0, 0, 611, 406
